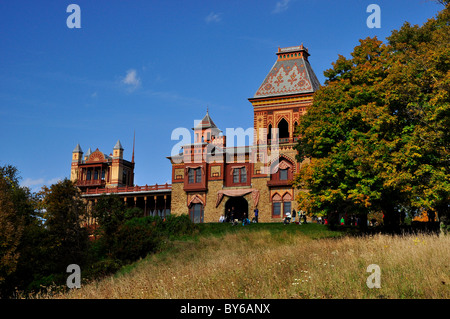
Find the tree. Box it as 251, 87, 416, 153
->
0, 165, 24, 288
0, 164, 44, 297
37, 179, 89, 279
294, 6, 449, 228
91, 194, 127, 255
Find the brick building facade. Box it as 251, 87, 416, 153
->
71, 44, 319, 223
168, 44, 320, 223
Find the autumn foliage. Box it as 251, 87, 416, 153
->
294, 6, 449, 227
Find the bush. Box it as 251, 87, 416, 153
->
84, 258, 123, 279
159, 214, 197, 238
111, 222, 162, 263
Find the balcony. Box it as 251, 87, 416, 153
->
267, 179, 293, 187
76, 179, 106, 187
82, 183, 171, 195
267, 137, 299, 145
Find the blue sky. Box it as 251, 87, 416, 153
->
0, 0, 444, 192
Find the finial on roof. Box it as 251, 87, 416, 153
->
114, 139, 124, 150
73, 143, 83, 153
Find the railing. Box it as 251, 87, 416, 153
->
267, 137, 299, 145
267, 179, 293, 187
82, 183, 172, 195
77, 179, 105, 187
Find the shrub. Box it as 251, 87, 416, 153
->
111, 222, 162, 263
159, 214, 197, 238
84, 258, 123, 279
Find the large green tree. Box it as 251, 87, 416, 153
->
36, 179, 90, 284
0, 165, 43, 297
0, 165, 25, 288
294, 5, 449, 227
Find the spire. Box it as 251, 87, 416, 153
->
132, 131, 135, 163
114, 139, 123, 150
73, 143, 83, 153
86, 147, 92, 157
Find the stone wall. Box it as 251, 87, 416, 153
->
204, 179, 224, 223
170, 182, 188, 216
251, 176, 272, 222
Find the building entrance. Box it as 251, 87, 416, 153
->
225, 196, 248, 221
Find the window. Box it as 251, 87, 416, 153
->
267, 124, 272, 141
232, 167, 247, 184
280, 168, 288, 180
283, 201, 291, 217
278, 118, 289, 139
188, 169, 194, 183
122, 170, 128, 185
241, 168, 247, 183
86, 169, 91, 180
273, 202, 281, 216
233, 168, 239, 183
94, 169, 99, 180
189, 203, 204, 223
188, 167, 202, 184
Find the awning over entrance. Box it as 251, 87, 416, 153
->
216, 189, 260, 207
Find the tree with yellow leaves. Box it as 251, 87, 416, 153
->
294, 4, 449, 229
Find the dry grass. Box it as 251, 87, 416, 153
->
44, 230, 449, 299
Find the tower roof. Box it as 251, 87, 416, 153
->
194, 110, 219, 130
114, 140, 124, 150
73, 143, 83, 153
253, 44, 320, 99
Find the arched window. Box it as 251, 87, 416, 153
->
282, 193, 292, 217
267, 124, 272, 142
278, 118, 289, 139
272, 193, 282, 217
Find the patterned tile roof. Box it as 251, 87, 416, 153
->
253, 45, 321, 98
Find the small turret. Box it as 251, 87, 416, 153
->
113, 140, 124, 159
84, 147, 92, 161
71, 144, 83, 182
72, 143, 83, 163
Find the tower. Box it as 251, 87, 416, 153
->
248, 44, 320, 216
71, 143, 83, 182
113, 140, 124, 159
249, 44, 320, 147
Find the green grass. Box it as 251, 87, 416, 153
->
194, 222, 347, 240
113, 222, 345, 278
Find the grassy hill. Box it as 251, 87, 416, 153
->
39, 223, 449, 299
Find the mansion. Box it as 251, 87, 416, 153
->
70, 44, 320, 223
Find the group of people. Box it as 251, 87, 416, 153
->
219, 207, 257, 226
219, 207, 313, 225
340, 215, 360, 226
284, 209, 307, 224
